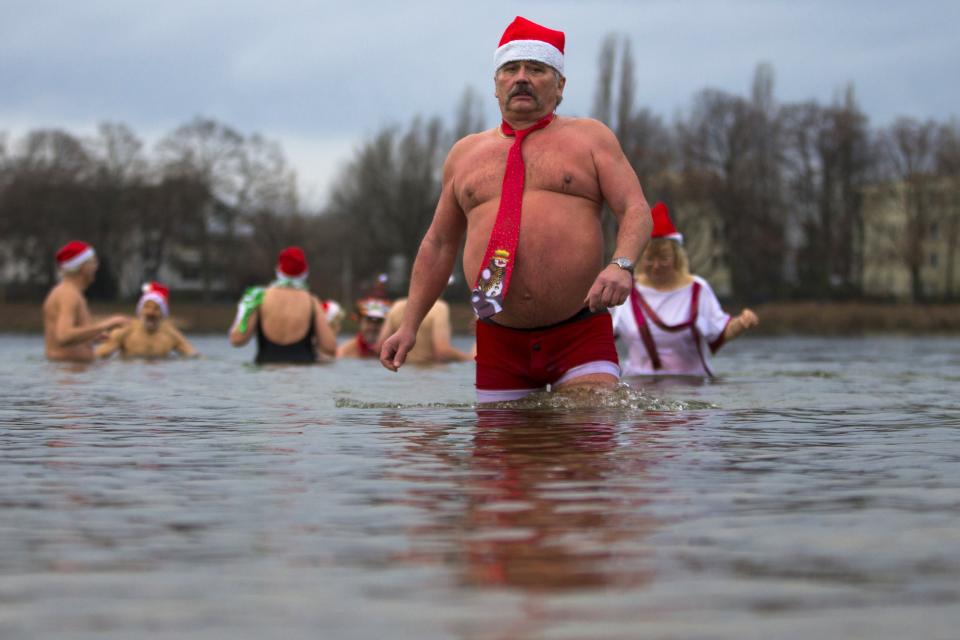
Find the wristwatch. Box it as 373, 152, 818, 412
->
610, 257, 635, 274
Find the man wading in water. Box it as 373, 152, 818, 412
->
43, 241, 129, 362
380, 16, 652, 403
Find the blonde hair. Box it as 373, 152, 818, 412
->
642, 238, 690, 276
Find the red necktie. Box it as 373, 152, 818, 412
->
471, 112, 554, 319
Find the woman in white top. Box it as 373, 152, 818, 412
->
611, 202, 759, 376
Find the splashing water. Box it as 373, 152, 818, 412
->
335, 383, 715, 411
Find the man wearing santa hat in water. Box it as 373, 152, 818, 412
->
42, 241, 130, 362
380, 16, 651, 403
95, 282, 198, 359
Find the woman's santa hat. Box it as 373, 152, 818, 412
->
494, 16, 565, 76
137, 281, 170, 316
55, 241, 96, 272
276, 246, 308, 281
651, 202, 683, 245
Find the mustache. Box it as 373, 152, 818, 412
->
508, 85, 537, 100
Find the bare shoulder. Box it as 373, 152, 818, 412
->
558, 116, 619, 144
447, 129, 498, 166
43, 283, 78, 311
161, 321, 184, 338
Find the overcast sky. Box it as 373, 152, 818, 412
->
2, 0, 958, 206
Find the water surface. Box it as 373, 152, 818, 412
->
1, 334, 958, 639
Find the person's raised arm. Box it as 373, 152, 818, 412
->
583, 120, 652, 312
54, 296, 128, 348
380, 146, 468, 372
313, 297, 337, 358
169, 326, 199, 357
94, 326, 128, 358
723, 308, 759, 342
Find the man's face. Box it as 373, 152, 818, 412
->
359, 315, 384, 344
77, 256, 99, 285
495, 60, 565, 118
139, 300, 163, 333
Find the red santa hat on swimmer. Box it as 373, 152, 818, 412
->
495, 16, 565, 76
322, 299, 344, 325
137, 281, 170, 316
651, 202, 683, 245
276, 246, 308, 280
357, 297, 391, 320
55, 241, 96, 272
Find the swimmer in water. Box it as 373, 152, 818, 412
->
379, 17, 651, 404
337, 297, 391, 359
229, 246, 337, 364
43, 241, 130, 362
95, 282, 198, 359
611, 202, 758, 377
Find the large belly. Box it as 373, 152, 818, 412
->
464, 192, 604, 327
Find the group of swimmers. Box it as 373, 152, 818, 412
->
42, 200, 756, 378
41, 242, 472, 366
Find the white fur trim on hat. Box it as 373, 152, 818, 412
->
495, 40, 564, 75
59, 247, 96, 272
137, 293, 169, 317
666, 232, 684, 245
275, 269, 309, 283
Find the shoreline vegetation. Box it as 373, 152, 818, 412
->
2, 301, 959, 336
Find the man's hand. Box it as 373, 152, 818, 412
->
100, 315, 130, 332
379, 327, 417, 372
584, 264, 634, 312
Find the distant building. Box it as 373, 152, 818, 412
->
862, 180, 960, 301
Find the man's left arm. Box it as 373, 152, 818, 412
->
169, 326, 199, 357
582, 120, 652, 312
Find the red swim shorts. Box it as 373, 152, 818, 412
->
476, 309, 621, 402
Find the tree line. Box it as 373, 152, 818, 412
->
2, 37, 959, 304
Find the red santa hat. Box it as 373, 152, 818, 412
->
55, 241, 96, 272
137, 281, 170, 316
276, 246, 308, 280
357, 297, 391, 320
495, 16, 565, 76
651, 202, 683, 245
322, 299, 344, 325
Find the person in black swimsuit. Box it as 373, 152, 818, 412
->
228, 247, 337, 364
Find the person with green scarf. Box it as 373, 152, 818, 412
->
228, 247, 337, 364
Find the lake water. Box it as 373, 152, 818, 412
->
1, 333, 958, 639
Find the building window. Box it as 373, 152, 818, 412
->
930, 252, 939, 268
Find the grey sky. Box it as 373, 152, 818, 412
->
2, 0, 958, 205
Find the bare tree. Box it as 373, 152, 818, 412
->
783, 87, 873, 297
935, 120, 960, 299
878, 117, 939, 301
678, 65, 788, 302
451, 86, 486, 141
325, 115, 448, 298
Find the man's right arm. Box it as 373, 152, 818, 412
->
94, 326, 127, 358
380, 147, 468, 372
54, 297, 127, 347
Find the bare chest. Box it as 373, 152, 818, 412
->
124, 328, 176, 356
456, 137, 601, 213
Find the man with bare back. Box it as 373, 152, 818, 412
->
380, 16, 652, 403
43, 241, 129, 362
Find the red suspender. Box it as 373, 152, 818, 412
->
631, 282, 713, 376
629, 286, 662, 370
